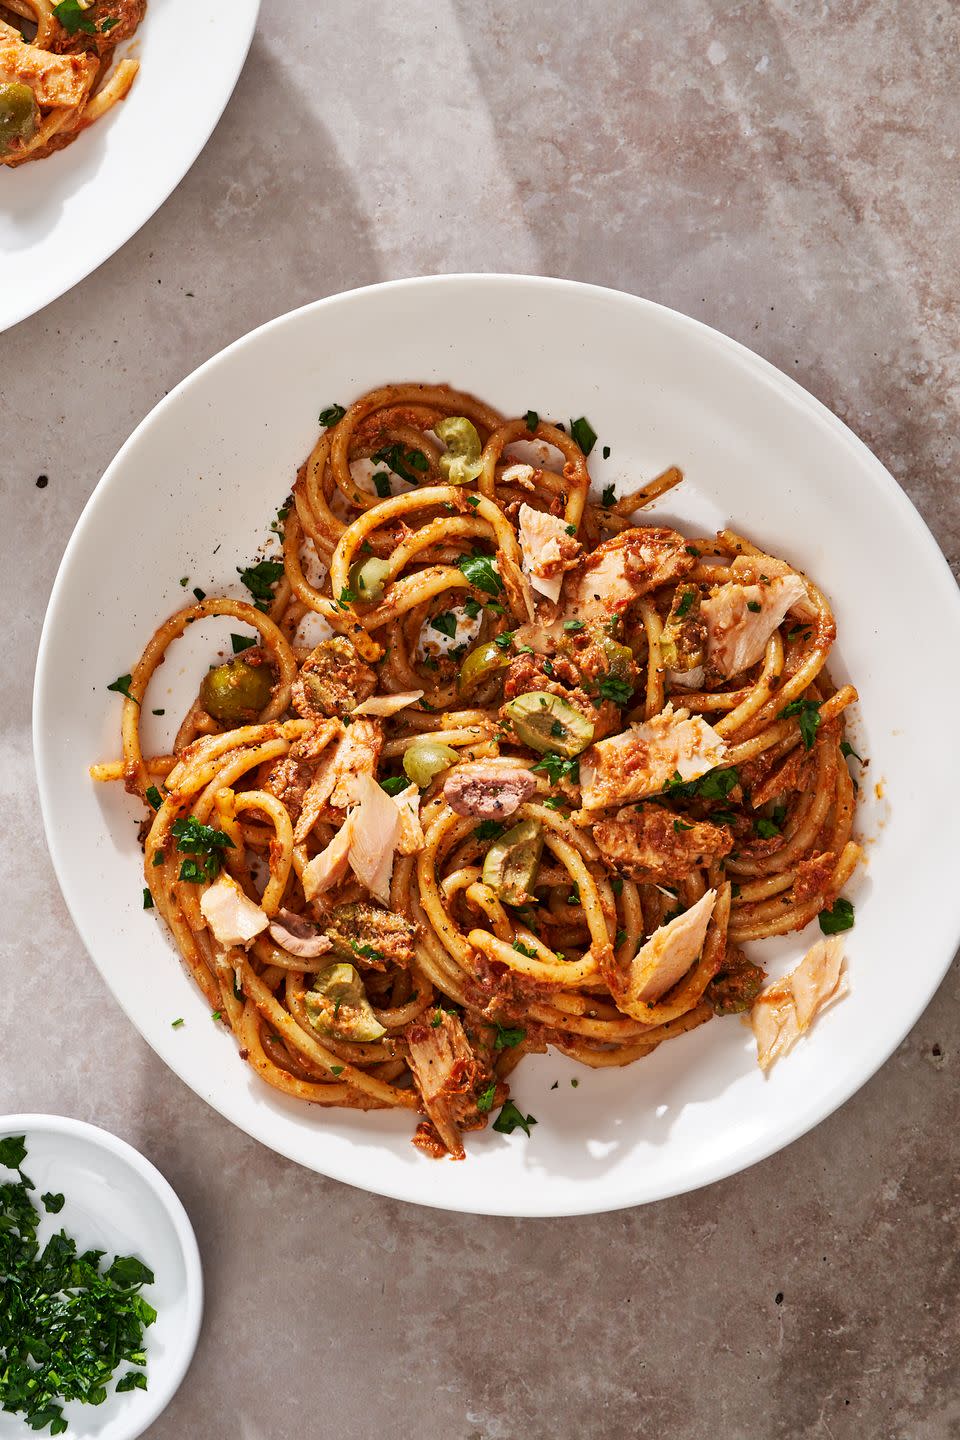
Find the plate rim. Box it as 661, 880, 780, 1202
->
0, 1112, 203, 1437
31, 273, 960, 1216
2, 0, 262, 334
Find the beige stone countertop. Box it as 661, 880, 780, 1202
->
4, 3, 958, 1437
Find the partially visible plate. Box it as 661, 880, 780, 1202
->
0, 0, 260, 333
0, 1114, 202, 1439
32, 276, 960, 1215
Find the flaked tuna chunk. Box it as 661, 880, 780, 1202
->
393, 782, 425, 855
730, 555, 817, 620
751, 936, 847, 1071
594, 803, 733, 882
405, 1011, 492, 1159
346, 773, 401, 904
608, 889, 717, 1017
301, 818, 355, 902
563, 527, 695, 622
701, 574, 809, 677
200, 872, 268, 948
579, 704, 727, 810
293, 718, 384, 841
443, 763, 537, 820
0, 35, 96, 107
517, 503, 582, 603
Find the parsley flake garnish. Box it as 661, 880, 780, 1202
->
230, 633, 256, 654
746, 600, 762, 613
598, 674, 633, 705
53, 0, 98, 34
601, 483, 616, 507
380, 776, 407, 796
107, 674, 137, 704
819, 897, 855, 934
145, 785, 163, 811
458, 550, 503, 597
492, 1101, 538, 1137
532, 752, 579, 785
569, 416, 598, 456
780, 697, 822, 750
524, 410, 539, 432
372, 472, 392, 498
142, 888, 154, 910
476, 1080, 497, 1113
564, 619, 585, 633
237, 559, 283, 605
474, 820, 506, 842
171, 816, 234, 883
318, 403, 346, 427
370, 443, 428, 484
840, 741, 864, 763
431, 611, 458, 639
493, 1023, 525, 1050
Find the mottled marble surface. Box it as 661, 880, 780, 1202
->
4, 2, 959, 1436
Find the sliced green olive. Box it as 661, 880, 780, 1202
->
660, 584, 705, 671
349, 555, 392, 605
0, 83, 37, 157
199, 654, 274, 723
435, 416, 483, 485
600, 637, 635, 677
482, 818, 544, 906
304, 963, 385, 1042
458, 638, 511, 694
503, 691, 594, 757
403, 738, 459, 788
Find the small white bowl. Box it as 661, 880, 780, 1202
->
0, 1115, 202, 1440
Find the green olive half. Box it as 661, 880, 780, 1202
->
200, 654, 274, 723
502, 691, 594, 757
435, 416, 483, 485
0, 83, 38, 157
482, 818, 544, 905
458, 639, 510, 694
304, 963, 385, 1042
403, 739, 459, 788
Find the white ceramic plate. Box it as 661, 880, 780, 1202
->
0, 1114, 202, 1438
33, 276, 960, 1216
0, 0, 260, 333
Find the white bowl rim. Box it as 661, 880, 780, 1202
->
31, 273, 960, 1215
0, 1112, 203, 1436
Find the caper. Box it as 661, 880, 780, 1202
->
482, 818, 544, 906
304, 963, 385, 1042
502, 691, 594, 757
402, 738, 459, 788
0, 83, 37, 157
458, 638, 511, 694
435, 416, 483, 485
349, 555, 392, 605
199, 654, 274, 723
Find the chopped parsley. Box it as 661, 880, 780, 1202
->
52, 0, 99, 33
476, 1081, 497, 1113
532, 751, 579, 784
372, 472, 392, 498
601, 483, 616, 507
611, 876, 623, 897
512, 939, 537, 958
380, 776, 408, 796
370, 443, 429, 484
145, 785, 163, 811
569, 416, 598, 456
106, 674, 137, 703
339, 585, 357, 604
0, 1138, 156, 1434
819, 897, 855, 934
493, 1023, 525, 1050
597, 673, 633, 706
230, 633, 256, 654
493, 630, 516, 650
330, 1065, 344, 1077
754, 818, 781, 839
237, 559, 283, 606
431, 611, 458, 639
840, 740, 864, 763
665, 766, 739, 802
746, 600, 762, 613
211, 1010, 222, 1023
780, 697, 822, 750
474, 820, 506, 842
151, 709, 165, 716
463, 597, 482, 619
350, 940, 385, 963
458, 550, 503, 597
524, 410, 539, 432
142, 888, 153, 910
192, 587, 206, 602
318, 403, 346, 427
673, 819, 693, 832
563, 619, 585, 633
171, 1018, 184, 1028
171, 816, 235, 883
602, 445, 611, 460
492, 1101, 538, 1137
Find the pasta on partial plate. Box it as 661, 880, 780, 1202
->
92, 383, 863, 1160
0, 0, 144, 166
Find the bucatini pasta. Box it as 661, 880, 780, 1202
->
91, 384, 862, 1158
